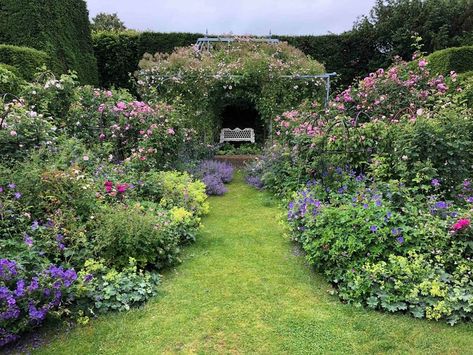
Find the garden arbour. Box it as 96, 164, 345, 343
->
135, 38, 333, 143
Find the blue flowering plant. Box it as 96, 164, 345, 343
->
0, 259, 77, 347
287, 169, 473, 324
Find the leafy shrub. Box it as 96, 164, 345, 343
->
138, 171, 209, 217
0, 100, 56, 162
287, 169, 473, 324
75, 258, 160, 316
0, 45, 48, 81
0, 64, 25, 96
92, 204, 181, 270
427, 46, 473, 76
21, 70, 79, 120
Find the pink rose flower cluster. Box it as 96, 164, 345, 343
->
104, 180, 129, 197
452, 218, 470, 232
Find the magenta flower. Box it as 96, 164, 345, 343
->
452, 218, 470, 232
116, 183, 128, 193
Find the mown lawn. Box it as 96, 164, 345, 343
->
36, 173, 473, 354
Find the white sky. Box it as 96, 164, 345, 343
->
85, 0, 376, 35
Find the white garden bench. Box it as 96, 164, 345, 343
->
219, 128, 255, 143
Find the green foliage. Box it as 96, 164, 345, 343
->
75, 258, 160, 316
138, 171, 209, 217
0, 0, 98, 84
0, 64, 25, 96
288, 171, 473, 324
92, 31, 201, 89
0, 45, 49, 81
136, 41, 325, 141
91, 13, 126, 32
92, 203, 181, 270
427, 46, 473, 75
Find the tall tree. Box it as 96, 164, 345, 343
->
91, 13, 126, 32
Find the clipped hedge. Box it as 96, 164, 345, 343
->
427, 46, 473, 75
0, 0, 98, 84
93, 31, 202, 89
0, 63, 25, 96
0, 44, 49, 80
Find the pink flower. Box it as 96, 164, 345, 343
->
98, 104, 105, 113
116, 183, 128, 193
105, 91, 113, 97
167, 128, 175, 135
115, 102, 127, 111
418, 59, 427, 69
452, 218, 470, 232
10, 130, 17, 137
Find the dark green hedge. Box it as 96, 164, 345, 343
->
93, 31, 202, 89
0, 45, 49, 80
0, 0, 98, 84
427, 46, 473, 75
93, 31, 380, 89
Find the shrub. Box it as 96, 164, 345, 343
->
138, 171, 209, 217
0, 64, 25, 97
0, 100, 56, 163
92, 204, 181, 270
0, 45, 48, 80
287, 169, 473, 324
75, 258, 160, 316
427, 46, 473, 76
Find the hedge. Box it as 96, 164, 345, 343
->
426, 46, 473, 76
93, 31, 379, 89
93, 31, 202, 89
0, 0, 98, 84
0, 44, 49, 80
0, 63, 25, 97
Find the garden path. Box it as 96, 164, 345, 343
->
37, 173, 473, 354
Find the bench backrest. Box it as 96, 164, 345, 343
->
220, 128, 255, 143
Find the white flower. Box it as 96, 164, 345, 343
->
83, 155, 89, 161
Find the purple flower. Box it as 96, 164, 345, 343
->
7, 183, 16, 190
435, 201, 448, 209
0, 186, 3, 193
391, 228, 401, 236
370, 225, 378, 233
246, 175, 264, 189
14, 192, 21, 200
24, 234, 33, 247
14, 280, 25, 297
202, 174, 227, 196
28, 304, 47, 321
31, 220, 40, 231
431, 179, 440, 187
84, 274, 94, 283
197, 160, 234, 184
396, 236, 405, 244
0, 259, 17, 281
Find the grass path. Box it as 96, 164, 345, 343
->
37, 173, 473, 354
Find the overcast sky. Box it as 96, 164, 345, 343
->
85, 0, 376, 35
